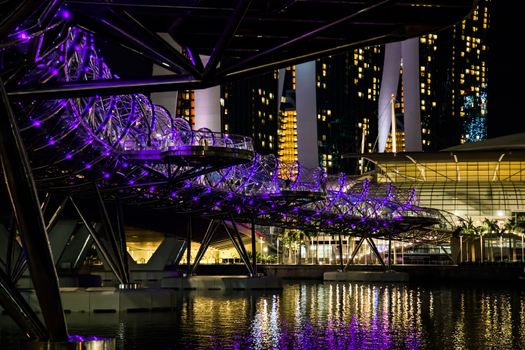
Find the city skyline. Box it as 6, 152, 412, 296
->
102, 0, 505, 177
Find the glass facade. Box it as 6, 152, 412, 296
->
375, 155, 525, 220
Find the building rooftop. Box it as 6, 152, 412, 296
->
344, 133, 525, 164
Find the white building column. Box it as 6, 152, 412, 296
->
378, 39, 422, 152
295, 61, 319, 169
378, 42, 401, 153
150, 33, 179, 116
194, 55, 221, 131
401, 38, 422, 152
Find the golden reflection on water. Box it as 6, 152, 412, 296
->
11, 283, 525, 349
236, 283, 525, 349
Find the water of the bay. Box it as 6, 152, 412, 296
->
2, 281, 525, 349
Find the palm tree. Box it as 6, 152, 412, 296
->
457, 217, 482, 262
503, 218, 525, 262
482, 218, 502, 262
278, 229, 310, 264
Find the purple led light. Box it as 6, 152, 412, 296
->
51, 68, 59, 76
186, 47, 197, 66
18, 32, 29, 41
85, 163, 91, 169
65, 153, 73, 159
48, 138, 56, 146
61, 9, 71, 19
32, 120, 42, 127
102, 172, 110, 179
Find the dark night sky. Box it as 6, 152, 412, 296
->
488, 1, 525, 137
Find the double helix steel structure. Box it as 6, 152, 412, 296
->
6, 22, 452, 239
13, 25, 254, 190
0, 1, 471, 342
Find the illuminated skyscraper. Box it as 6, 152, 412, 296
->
175, 89, 195, 127
219, 0, 492, 173
452, 0, 490, 144
277, 66, 298, 166
221, 71, 279, 155
317, 47, 382, 173
389, 0, 491, 151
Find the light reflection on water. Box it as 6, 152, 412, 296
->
2, 281, 525, 349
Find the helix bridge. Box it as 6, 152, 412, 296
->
4, 22, 456, 246
0, 2, 476, 343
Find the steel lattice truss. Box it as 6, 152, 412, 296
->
6, 21, 454, 243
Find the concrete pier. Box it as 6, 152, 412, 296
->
324, 270, 410, 282
161, 275, 282, 290
10, 288, 178, 313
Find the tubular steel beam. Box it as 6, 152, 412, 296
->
116, 9, 203, 78
228, 218, 254, 275
95, 186, 129, 284
251, 216, 257, 277
216, 0, 392, 77
190, 220, 219, 274
202, 0, 252, 78
387, 236, 392, 270
338, 232, 344, 269
0, 78, 68, 341
69, 197, 124, 285
75, 12, 199, 77
186, 215, 192, 276
73, 233, 92, 269
5, 215, 17, 277
7, 75, 203, 99
0, 267, 48, 340
0, 0, 41, 37
223, 219, 253, 276
11, 251, 27, 284
45, 196, 69, 232
366, 237, 386, 269
344, 237, 365, 271
172, 240, 187, 266
115, 196, 131, 284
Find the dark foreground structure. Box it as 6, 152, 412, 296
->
0, 0, 475, 345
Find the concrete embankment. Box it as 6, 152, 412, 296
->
262, 263, 525, 282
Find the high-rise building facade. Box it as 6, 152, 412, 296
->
418, 0, 490, 150
278, 66, 298, 167
317, 47, 382, 173
218, 0, 491, 173
221, 71, 279, 155
453, 0, 490, 144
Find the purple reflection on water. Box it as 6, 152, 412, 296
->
240, 316, 420, 350
68, 335, 110, 342
225, 289, 423, 350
